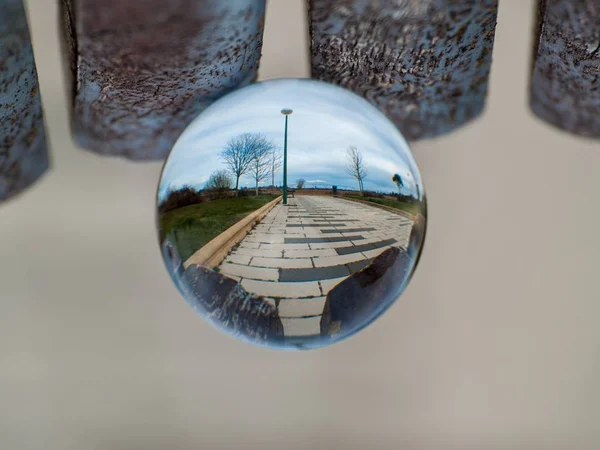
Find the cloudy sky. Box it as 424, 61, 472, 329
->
158, 79, 423, 201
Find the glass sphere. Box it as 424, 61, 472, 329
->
157, 79, 427, 350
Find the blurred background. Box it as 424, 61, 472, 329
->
1, 0, 599, 448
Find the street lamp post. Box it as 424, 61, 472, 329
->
281, 108, 293, 205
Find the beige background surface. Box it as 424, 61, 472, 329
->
1, 0, 599, 448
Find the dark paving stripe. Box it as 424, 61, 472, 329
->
279, 265, 350, 282
285, 235, 364, 244
348, 258, 373, 273
321, 228, 375, 234
288, 216, 339, 219
311, 219, 358, 222
335, 239, 397, 255
287, 223, 348, 228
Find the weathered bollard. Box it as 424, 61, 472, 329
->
0, 0, 50, 202
182, 265, 284, 346
530, 0, 600, 138
320, 247, 413, 341
309, 0, 498, 140
59, 0, 267, 160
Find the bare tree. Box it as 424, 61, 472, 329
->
206, 170, 233, 190
248, 135, 276, 196
205, 170, 233, 199
345, 146, 367, 195
296, 178, 306, 189
270, 147, 282, 187
221, 133, 267, 192
251, 153, 272, 196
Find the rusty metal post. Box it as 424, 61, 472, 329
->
1, 0, 50, 202
309, 0, 498, 141
59, 0, 267, 160
530, 0, 600, 138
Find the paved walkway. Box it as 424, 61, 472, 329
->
216, 196, 414, 338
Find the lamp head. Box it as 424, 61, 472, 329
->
281, 109, 293, 116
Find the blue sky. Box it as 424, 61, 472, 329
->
158, 79, 423, 201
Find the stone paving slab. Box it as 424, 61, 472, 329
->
342, 229, 386, 235
278, 297, 328, 318
282, 249, 338, 258
244, 235, 285, 244
319, 276, 349, 294
251, 257, 313, 269
260, 243, 311, 251
220, 262, 279, 281
241, 278, 322, 298
216, 196, 415, 337
312, 253, 368, 268
234, 248, 283, 258
238, 242, 260, 249
281, 317, 322, 336
225, 254, 253, 265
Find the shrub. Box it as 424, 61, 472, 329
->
158, 186, 205, 215
205, 170, 233, 200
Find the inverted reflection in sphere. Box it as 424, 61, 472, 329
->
157, 79, 427, 350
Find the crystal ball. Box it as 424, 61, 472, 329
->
157, 79, 427, 350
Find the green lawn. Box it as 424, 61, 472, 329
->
160, 195, 278, 261
343, 195, 422, 216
